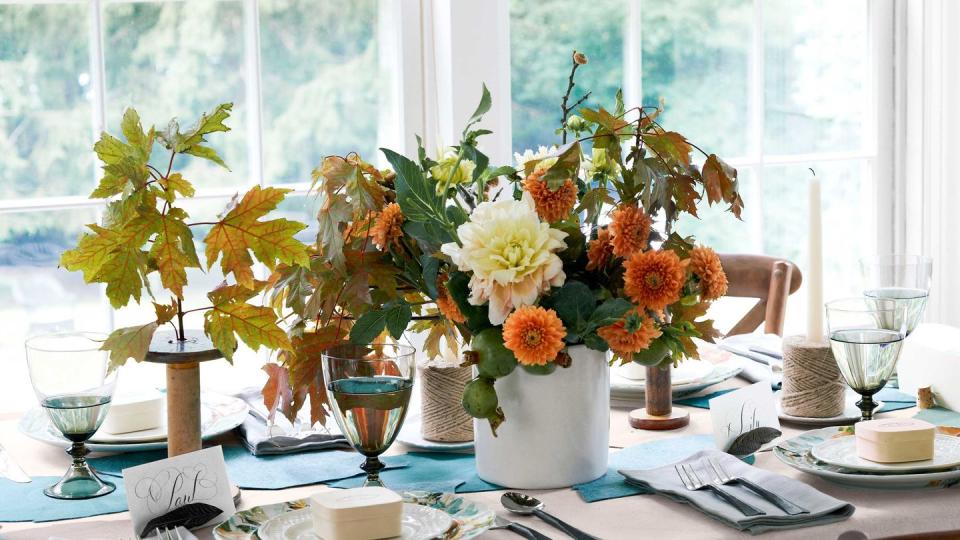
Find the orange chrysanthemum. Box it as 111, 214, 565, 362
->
609, 205, 653, 257
586, 226, 614, 271
522, 169, 577, 223
689, 246, 728, 301
597, 308, 662, 358
435, 275, 466, 324
623, 249, 686, 311
371, 203, 404, 250
502, 306, 566, 366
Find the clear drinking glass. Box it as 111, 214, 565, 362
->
825, 298, 907, 422
25, 332, 117, 499
860, 254, 933, 336
321, 343, 415, 487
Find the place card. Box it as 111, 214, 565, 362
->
122, 446, 236, 537
709, 382, 781, 453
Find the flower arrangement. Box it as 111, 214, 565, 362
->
266, 51, 742, 432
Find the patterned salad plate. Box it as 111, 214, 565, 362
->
257, 504, 453, 540
775, 427, 960, 489
610, 360, 742, 403
811, 433, 960, 474
214, 492, 494, 540
19, 392, 248, 453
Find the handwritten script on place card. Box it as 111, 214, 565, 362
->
709, 382, 780, 451
122, 446, 235, 535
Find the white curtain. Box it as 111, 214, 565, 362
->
894, 0, 960, 325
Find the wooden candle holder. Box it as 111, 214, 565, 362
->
628, 364, 690, 430
145, 330, 223, 457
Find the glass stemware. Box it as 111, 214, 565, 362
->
25, 332, 117, 499
825, 298, 907, 422
321, 343, 415, 487
860, 254, 933, 336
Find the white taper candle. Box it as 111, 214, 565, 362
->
807, 174, 824, 341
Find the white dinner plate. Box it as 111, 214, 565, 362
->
615, 359, 715, 384
19, 392, 248, 453
774, 427, 960, 489
257, 504, 454, 540
775, 391, 883, 426
396, 416, 474, 452
610, 362, 742, 403
811, 433, 960, 474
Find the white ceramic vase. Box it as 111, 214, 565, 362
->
474, 345, 610, 489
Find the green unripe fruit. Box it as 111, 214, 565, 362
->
473, 328, 518, 379
631, 338, 671, 367
521, 362, 558, 376
462, 377, 498, 418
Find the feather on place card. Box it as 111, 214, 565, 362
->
121, 446, 236, 537
709, 382, 781, 456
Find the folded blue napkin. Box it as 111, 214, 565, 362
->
914, 406, 960, 427
90, 445, 408, 490
328, 452, 501, 494
573, 435, 759, 503
0, 477, 128, 523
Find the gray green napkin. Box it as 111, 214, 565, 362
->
619, 450, 854, 535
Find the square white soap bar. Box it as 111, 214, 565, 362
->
101, 389, 164, 434
856, 418, 935, 463
310, 487, 403, 540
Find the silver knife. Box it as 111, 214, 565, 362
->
491, 515, 553, 539
0, 443, 30, 483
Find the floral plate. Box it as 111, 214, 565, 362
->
774, 426, 960, 489
213, 492, 494, 540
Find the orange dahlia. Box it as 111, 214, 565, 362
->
502, 306, 566, 366
371, 203, 404, 250
623, 249, 686, 311
435, 275, 466, 324
586, 226, 614, 271
597, 308, 662, 358
522, 169, 577, 223
689, 246, 728, 300
609, 205, 653, 257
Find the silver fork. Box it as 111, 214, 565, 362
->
674, 463, 764, 516
705, 458, 808, 515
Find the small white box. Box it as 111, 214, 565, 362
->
856, 418, 935, 463
101, 389, 164, 434
310, 487, 403, 540
898, 324, 960, 411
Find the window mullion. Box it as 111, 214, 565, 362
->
242, 0, 264, 187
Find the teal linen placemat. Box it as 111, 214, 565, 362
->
573, 435, 754, 503
90, 445, 409, 490
675, 387, 916, 413
914, 407, 960, 427
0, 477, 128, 523
328, 451, 501, 494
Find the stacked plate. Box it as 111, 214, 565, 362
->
19, 392, 249, 453
610, 359, 742, 404
774, 426, 960, 489
214, 492, 493, 540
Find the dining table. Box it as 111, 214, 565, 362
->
2, 375, 959, 540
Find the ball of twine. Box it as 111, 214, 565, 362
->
780, 335, 846, 418
420, 365, 474, 442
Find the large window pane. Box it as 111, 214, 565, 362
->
103, 1, 248, 187
510, 0, 625, 153
761, 160, 873, 331
764, 0, 869, 155
260, 0, 382, 184
0, 4, 94, 199
641, 0, 751, 158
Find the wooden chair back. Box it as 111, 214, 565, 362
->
719, 254, 803, 337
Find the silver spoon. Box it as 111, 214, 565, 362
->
501, 492, 601, 540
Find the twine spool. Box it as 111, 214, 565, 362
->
781, 335, 846, 418
420, 365, 474, 442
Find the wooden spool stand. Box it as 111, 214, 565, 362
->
628, 364, 690, 430
144, 330, 223, 457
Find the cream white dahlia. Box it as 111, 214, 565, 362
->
440, 193, 567, 325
